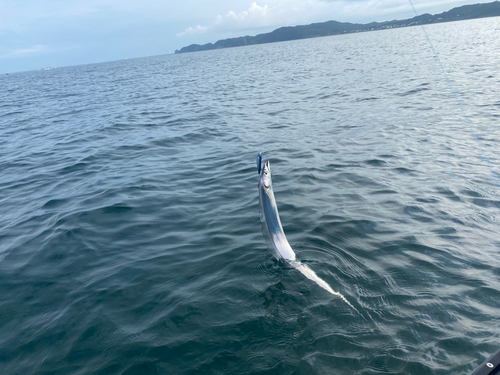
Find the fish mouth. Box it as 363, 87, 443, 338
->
263, 160, 270, 173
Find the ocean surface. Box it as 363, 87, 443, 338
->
1, 17, 500, 375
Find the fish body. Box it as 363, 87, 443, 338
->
258, 160, 295, 261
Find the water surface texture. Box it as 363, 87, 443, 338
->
1, 17, 500, 375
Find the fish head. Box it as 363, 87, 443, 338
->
260, 160, 272, 189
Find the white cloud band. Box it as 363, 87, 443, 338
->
176, 25, 208, 38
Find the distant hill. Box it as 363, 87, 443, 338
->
175, 1, 500, 54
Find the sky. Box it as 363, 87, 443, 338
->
0, 0, 489, 73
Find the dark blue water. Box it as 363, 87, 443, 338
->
1, 17, 500, 375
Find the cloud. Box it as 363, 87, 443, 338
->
215, 2, 269, 25
0, 44, 46, 59
177, 2, 273, 39
176, 25, 208, 38
12, 45, 45, 56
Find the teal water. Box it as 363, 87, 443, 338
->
1, 17, 500, 375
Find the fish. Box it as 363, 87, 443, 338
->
258, 158, 363, 317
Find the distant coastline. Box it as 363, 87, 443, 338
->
175, 1, 500, 54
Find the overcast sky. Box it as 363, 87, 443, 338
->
0, 0, 489, 73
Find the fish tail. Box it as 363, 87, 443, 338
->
291, 260, 366, 321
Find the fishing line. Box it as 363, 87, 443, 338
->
407, 0, 500, 189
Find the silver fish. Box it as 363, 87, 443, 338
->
258, 160, 362, 315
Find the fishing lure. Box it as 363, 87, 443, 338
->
256, 152, 262, 174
